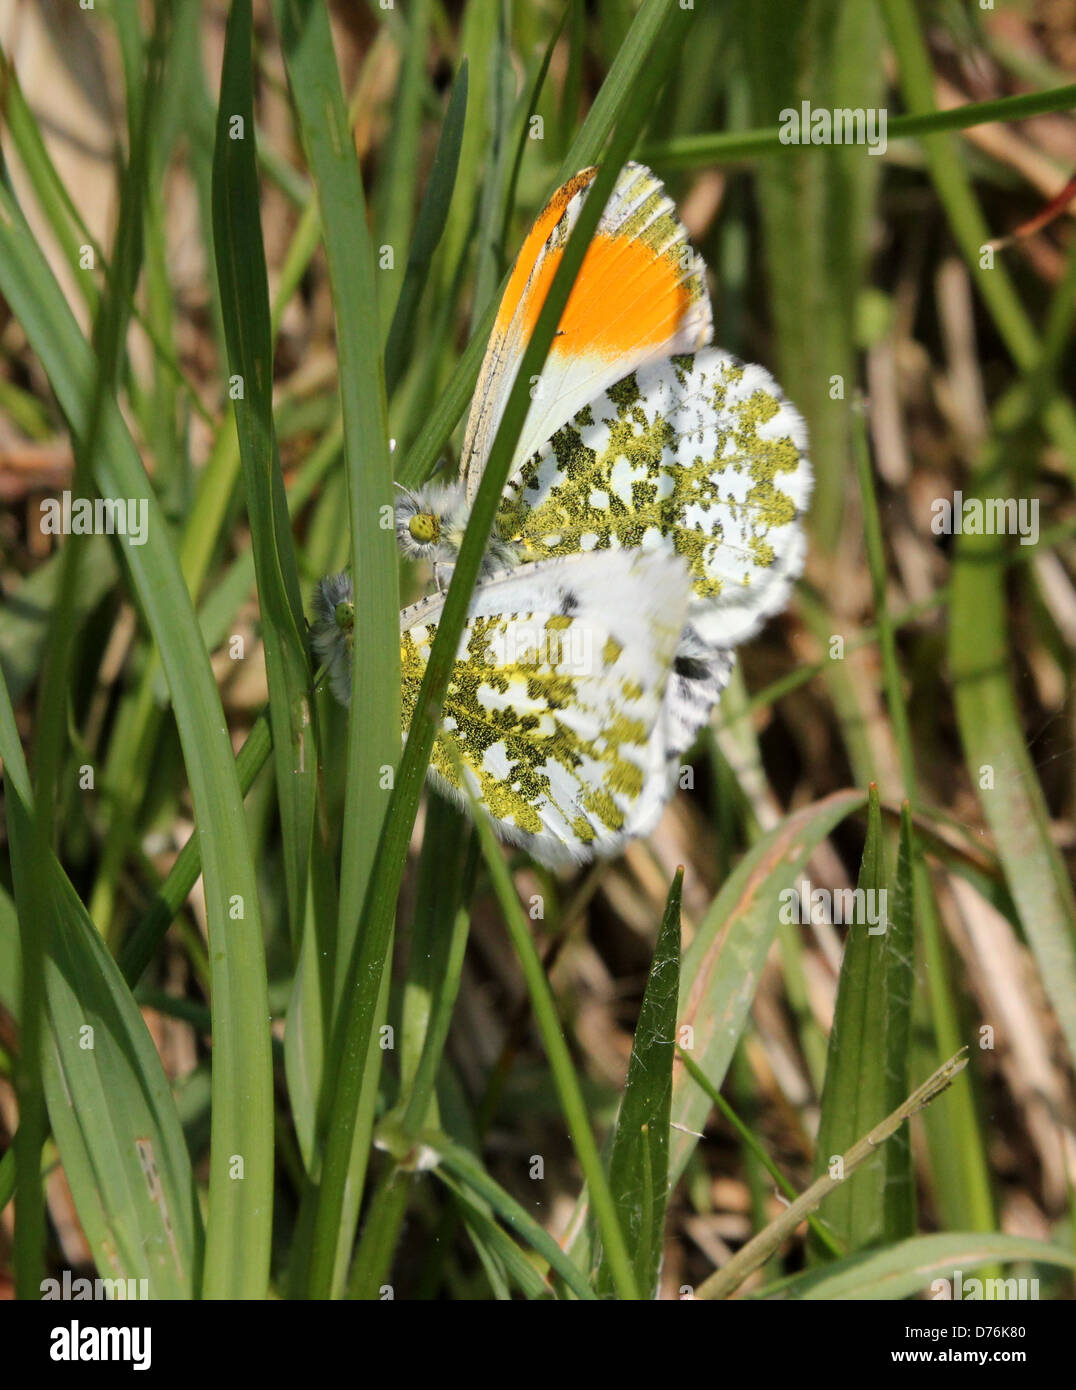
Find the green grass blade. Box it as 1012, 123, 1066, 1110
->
0, 182, 275, 1303
0, 669, 201, 1297
442, 1172, 555, 1299
562, 791, 861, 1273
596, 868, 682, 1299
383, 60, 468, 397
913, 860, 998, 1238
950, 474, 1076, 1063
811, 786, 912, 1252
698, 1052, 967, 1298
473, 809, 636, 1299
557, 2, 585, 158
435, 1141, 597, 1300
0, 47, 99, 313
734, 0, 884, 547
399, 805, 475, 1132
272, 0, 400, 1296
213, 0, 316, 950
775, 1233, 1076, 1301
374, 0, 433, 333
272, 0, 399, 1034
397, 0, 682, 493
468, 7, 514, 322
395, 293, 496, 488
117, 715, 274, 986
557, 0, 677, 176
346, 1166, 414, 1301
850, 396, 997, 1235
346, 801, 474, 1298
677, 1049, 842, 1259
12, 14, 162, 1293
0, 37, 212, 428
669, 790, 867, 1186
0, 883, 17, 1019
640, 82, 1076, 167
434, 0, 500, 316
0, 543, 119, 724
283, 824, 338, 1173
498, 13, 567, 257
884, 806, 917, 1237
3, 668, 48, 1295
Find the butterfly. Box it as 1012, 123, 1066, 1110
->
315, 162, 811, 866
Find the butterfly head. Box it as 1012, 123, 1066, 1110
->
394, 480, 470, 564
311, 572, 356, 705
406, 511, 442, 546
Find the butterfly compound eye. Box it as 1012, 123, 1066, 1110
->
408, 512, 441, 544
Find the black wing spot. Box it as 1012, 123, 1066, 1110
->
673, 655, 710, 682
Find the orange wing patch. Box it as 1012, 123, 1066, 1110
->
494, 166, 599, 334
462, 162, 713, 497
496, 164, 704, 361
536, 230, 698, 363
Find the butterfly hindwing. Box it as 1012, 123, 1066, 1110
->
460, 162, 713, 502
399, 549, 693, 866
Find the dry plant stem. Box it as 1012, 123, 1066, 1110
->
694, 1050, 970, 1300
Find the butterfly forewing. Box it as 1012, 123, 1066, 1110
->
460, 162, 713, 502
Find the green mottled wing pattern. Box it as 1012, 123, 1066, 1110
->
497, 348, 811, 652
399, 550, 692, 866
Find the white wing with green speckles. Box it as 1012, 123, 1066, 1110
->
399, 548, 694, 867
494, 347, 811, 756
498, 347, 812, 648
